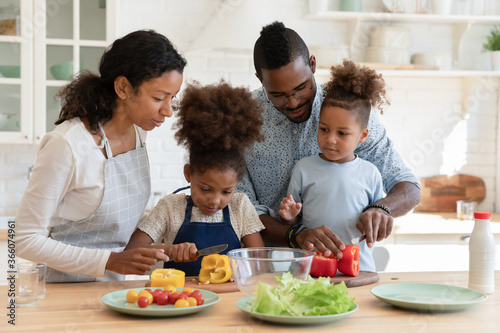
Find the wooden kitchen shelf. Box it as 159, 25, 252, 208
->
306, 11, 500, 72
315, 68, 500, 78
305, 11, 500, 24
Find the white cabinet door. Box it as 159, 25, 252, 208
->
0, 0, 116, 144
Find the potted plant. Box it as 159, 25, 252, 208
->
483, 25, 500, 70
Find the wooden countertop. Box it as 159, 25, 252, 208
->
2, 271, 498, 332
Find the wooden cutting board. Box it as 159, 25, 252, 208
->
329, 271, 379, 287
184, 277, 239, 293
415, 174, 486, 212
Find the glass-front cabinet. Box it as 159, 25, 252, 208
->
0, 0, 115, 143
0, 0, 31, 142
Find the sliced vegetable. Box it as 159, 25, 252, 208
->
198, 254, 232, 284
310, 251, 337, 277
337, 245, 360, 277
250, 272, 356, 316
150, 268, 185, 288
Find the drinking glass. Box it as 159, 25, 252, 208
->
35, 262, 47, 299
12, 263, 39, 307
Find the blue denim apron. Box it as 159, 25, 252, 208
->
164, 194, 240, 276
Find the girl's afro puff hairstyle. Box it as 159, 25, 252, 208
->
174, 80, 265, 180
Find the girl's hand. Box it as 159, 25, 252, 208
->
278, 194, 302, 223
168, 242, 198, 263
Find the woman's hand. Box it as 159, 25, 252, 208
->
278, 194, 302, 223
106, 248, 169, 275
167, 242, 198, 263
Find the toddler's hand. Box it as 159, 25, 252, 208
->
278, 194, 302, 223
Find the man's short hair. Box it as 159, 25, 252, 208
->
253, 21, 310, 77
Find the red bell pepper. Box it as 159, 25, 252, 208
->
337, 245, 360, 277
309, 251, 337, 277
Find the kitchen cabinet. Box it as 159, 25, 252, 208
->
306, 10, 500, 77
0, 0, 116, 144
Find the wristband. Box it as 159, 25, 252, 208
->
286, 224, 299, 248
286, 224, 307, 248
362, 203, 391, 216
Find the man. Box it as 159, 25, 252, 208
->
237, 21, 421, 259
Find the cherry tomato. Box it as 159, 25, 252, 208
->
138, 290, 153, 305
169, 292, 180, 305
163, 285, 177, 293
187, 297, 197, 307
145, 288, 153, 294
157, 291, 169, 305
182, 287, 194, 294
188, 290, 202, 298
177, 293, 188, 301
192, 294, 204, 305
152, 289, 163, 303
174, 299, 190, 308
126, 290, 139, 303
137, 296, 149, 308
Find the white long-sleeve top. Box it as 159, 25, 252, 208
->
15, 118, 145, 278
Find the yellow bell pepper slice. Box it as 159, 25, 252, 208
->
198, 254, 232, 284
150, 268, 185, 288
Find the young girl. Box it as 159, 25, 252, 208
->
127, 80, 266, 276
278, 60, 392, 272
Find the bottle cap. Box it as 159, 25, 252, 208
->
474, 212, 491, 219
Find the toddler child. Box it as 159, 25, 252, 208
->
278, 60, 391, 272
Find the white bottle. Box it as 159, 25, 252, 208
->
468, 211, 495, 294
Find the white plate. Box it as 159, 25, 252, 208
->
101, 288, 220, 317
236, 296, 358, 324
371, 283, 487, 312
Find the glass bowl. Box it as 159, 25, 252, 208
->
50, 61, 82, 80
0, 65, 20, 78
228, 247, 314, 296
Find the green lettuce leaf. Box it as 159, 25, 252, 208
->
250, 272, 356, 316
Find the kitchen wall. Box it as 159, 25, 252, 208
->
0, 0, 499, 216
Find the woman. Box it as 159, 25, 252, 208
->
16, 30, 191, 282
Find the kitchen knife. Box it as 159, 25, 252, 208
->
164, 244, 228, 262
197, 244, 228, 256
351, 235, 366, 245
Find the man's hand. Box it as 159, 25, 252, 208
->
356, 208, 393, 248
106, 248, 169, 275
295, 225, 346, 259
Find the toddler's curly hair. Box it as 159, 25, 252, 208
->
174, 80, 265, 180
323, 60, 389, 128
